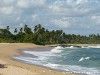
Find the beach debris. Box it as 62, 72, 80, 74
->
0, 64, 5, 68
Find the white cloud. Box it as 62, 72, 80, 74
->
16, 17, 20, 21
17, 0, 30, 8
76, 0, 89, 4
19, 23, 24, 27
0, 6, 14, 15
49, 5, 60, 12
0, 0, 100, 34
31, 14, 38, 19
17, 0, 46, 8
67, 0, 74, 5
91, 16, 100, 24
0, 25, 6, 29
2, 0, 14, 5
51, 19, 70, 28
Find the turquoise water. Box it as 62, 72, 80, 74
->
14, 46, 100, 75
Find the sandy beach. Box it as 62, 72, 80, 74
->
0, 43, 77, 75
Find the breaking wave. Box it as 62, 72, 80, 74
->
82, 46, 100, 48
14, 45, 100, 75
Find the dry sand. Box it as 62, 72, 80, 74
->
0, 43, 77, 75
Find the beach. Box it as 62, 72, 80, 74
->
0, 43, 77, 75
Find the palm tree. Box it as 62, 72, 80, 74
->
34, 24, 42, 33
24, 25, 33, 34
7, 26, 10, 31
14, 28, 18, 34
19, 28, 23, 33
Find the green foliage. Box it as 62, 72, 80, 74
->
0, 25, 100, 45
24, 25, 33, 34
14, 28, 18, 34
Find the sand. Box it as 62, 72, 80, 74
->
0, 43, 77, 75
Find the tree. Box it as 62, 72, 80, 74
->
0, 24, 100, 44
19, 28, 23, 34
34, 24, 42, 33
0, 28, 12, 39
6, 26, 10, 31
14, 28, 18, 34
24, 25, 33, 34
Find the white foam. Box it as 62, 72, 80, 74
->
79, 57, 84, 62
38, 56, 47, 60
14, 46, 100, 75
65, 46, 77, 49
14, 57, 36, 63
82, 46, 100, 48
54, 46, 64, 49
51, 46, 64, 53
88, 46, 100, 48
51, 46, 63, 53
23, 51, 58, 61
79, 57, 90, 62
45, 63, 100, 75
45, 63, 59, 68
69, 46, 74, 48
62, 65, 100, 75
51, 49, 63, 53
81, 46, 88, 48
85, 57, 90, 60
14, 56, 46, 65
24, 51, 55, 56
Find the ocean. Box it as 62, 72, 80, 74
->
14, 46, 100, 75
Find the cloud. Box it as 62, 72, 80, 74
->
1, 0, 14, 5
17, 0, 29, 8
0, 6, 14, 15
0, 0, 100, 35
91, 16, 100, 24
17, 0, 46, 8
51, 19, 70, 28
76, 0, 89, 4
67, 0, 74, 5
31, 14, 38, 19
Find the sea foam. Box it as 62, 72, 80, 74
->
79, 57, 90, 62
14, 46, 100, 75
51, 46, 64, 53
82, 46, 100, 48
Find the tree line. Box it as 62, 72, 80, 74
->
0, 24, 100, 45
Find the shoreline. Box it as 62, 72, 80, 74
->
15, 46, 89, 75
46, 44, 100, 47
0, 43, 99, 75
0, 43, 77, 75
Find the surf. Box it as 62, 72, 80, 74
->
14, 46, 100, 75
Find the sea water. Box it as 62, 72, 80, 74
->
14, 46, 100, 75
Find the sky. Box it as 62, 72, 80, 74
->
0, 0, 100, 35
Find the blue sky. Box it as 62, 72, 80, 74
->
0, 0, 100, 35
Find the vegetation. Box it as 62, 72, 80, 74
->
0, 24, 100, 45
